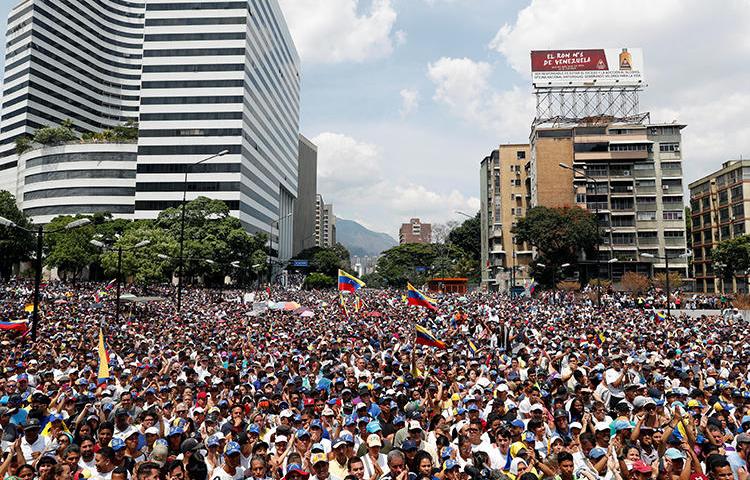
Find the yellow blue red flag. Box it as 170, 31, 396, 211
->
415, 325, 446, 349
406, 283, 437, 311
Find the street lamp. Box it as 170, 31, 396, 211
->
559, 162, 602, 307
177, 149, 229, 313
607, 257, 618, 283
0, 215, 91, 341
455, 211, 474, 219
268, 212, 293, 285
90, 238, 150, 323
640, 251, 691, 317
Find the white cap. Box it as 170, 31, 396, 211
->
497, 384, 509, 393
145, 427, 159, 435
366, 434, 382, 447
275, 435, 288, 443
569, 422, 583, 430
408, 420, 422, 431
529, 404, 544, 412
595, 422, 610, 432
280, 409, 294, 418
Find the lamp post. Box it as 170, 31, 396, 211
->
90, 239, 150, 323
640, 251, 691, 318
0, 216, 91, 341
559, 162, 602, 307
267, 212, 293, 286
607, 257, 619, 283
177, 149, 228, 313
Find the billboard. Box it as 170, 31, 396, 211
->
531, 48, 644, 87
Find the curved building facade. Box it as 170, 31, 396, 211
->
15, 143, 137, 224
0, 0, 144, 190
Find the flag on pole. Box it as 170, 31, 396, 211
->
97, 328, 110, 384
593, 330, 606, 346
24, 304, 34, 312
338, 270, 366, 293
105, 279, 117, 291
468, 339, 479, 355
415, 325, 446, 349
406, 283, 438, 311
652, 308, 667, 323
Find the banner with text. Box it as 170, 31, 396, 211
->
531, 48, 644, 87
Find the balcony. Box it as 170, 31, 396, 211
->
610, 169, 633, 178
634, 169, 656, 178
665, 237, 686, 246
635, 185, 656, 194
638, 237, 659, 245
636, 201, 657, 210
586, 202, 609, 211
661, 167, 683, 177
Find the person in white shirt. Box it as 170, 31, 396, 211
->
211, 441, 246, 480
93, 446, 117, 480
20, 419, 48, 463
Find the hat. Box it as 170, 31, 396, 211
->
310, 453, 328, 465
115, 408, 129, 417
24, 418, 41, 430
181, 438, 200, 453
275, 435, 289, 444
225, 441, 241, 456
309, 419, 322, 430
570, 422, 583, 430
247, 424, 261, 435
280, 409, 294, 418
529, 404, 544, 412
663, 447, 685, 460
402, 440, 418, 451
144, 426, 159, 435
444, 459, 460, 471
168, 426, 184, 437
111, 438, 126, 452
366, 434, 382, 447
736, 433, 750, 444
553, 408, 568, 418
589, 447, 607, 460
332, 437, 347, 449
283, 464, 309, 480
408, 420, 422, 431
523, 431, 535, 442
613, 420, 632, 432
296, 429, 310, 439
631, 460, 652, 473
594, 422, 610, 432
206, 436, 220, 448
511, 419, 525, 428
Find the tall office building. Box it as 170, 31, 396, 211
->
293, 134, 317, 255
479, 145, 533, 291
0, 0, 301, 260
399, 218, 432, 244
529, 120, 688, 281
315, 194, 335, 248
689, 160, 750, 293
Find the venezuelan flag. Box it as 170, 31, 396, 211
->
24, 303, 34, 312
593, 331, 605, 346
468, 339, 479, 355
338, 269, 366, 293
406, 283, 437, 311
105, 279, 116, 291
653, 308, 666, 323
97, 328, 110, 384
416, 325, 446, 349
0, 320, 28, 332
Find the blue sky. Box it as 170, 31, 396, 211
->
3, 0, 750, 235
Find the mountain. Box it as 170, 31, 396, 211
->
336, 217, 397, 257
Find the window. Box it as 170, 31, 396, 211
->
659, 143, 680, 152
143, 48, 245, 57
574, 143, 609, 153
733, 203, 744, 217
663, 211, 684, 221
145, 17, 246, 26
633, 162, 655, 170
25, 169, 135, 184
637, 211, 656, 221
719, 190, 729, 205
23, 187, 135, 200
664, 231, 684, 238
731, 185, 744, 200
734, 223, 746, 235
516, 151, 526, 159
720, 208, 729, 221
609, 143, 649, 151
576, 193, 586, 203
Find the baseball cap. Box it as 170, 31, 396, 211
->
310, 453, 328, 465
402, 440, 418, 451
206, 436, 220, 448
664, 448, 686, 460
366, 434, 382, 447
225, 441, 241, 456
631, 460, 652, 473
408, 420, 422, 431
594, 422, 610, 432
181, 438, 200, 453
144, 427, 159, 435
444, 460, 460, 471
570, 421, 583, 430
284, 464, 309, 480
111, 438, 126, 452
589, 447, 607, 460
332, 437, 347, 449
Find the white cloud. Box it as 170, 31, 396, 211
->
277, 0, 400, 64
427, 57, 534, 140
488, 0, 750, 179
394, 30, 407, 46
399, 88, 419, 118
311, 132, 479, 232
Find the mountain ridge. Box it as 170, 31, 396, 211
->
336, 217, 397, 257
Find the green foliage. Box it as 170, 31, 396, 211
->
303, 272, 335, 289
514, 206, 599, 266
375, 243, 466, 287
447, 212, 481, 261
33, 119, 78, 146
0, 191, 33, 279
99, 226, 177, 285
44, 215, 97, 280
711, 234, 750, 279
361, 272, 387, 289
81, 121, 138, 143
15, 136, 32, 155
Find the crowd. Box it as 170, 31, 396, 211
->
0, 278, 749, 480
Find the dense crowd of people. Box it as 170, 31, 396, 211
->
0, 279, 749, 480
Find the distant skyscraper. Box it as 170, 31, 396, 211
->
1, 0, 301, 260
293, 135, 317, 256
315, 194, 336, 248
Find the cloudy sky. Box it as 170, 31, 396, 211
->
2, 1, 750, 235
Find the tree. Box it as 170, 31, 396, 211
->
304, 272, 335, 289
44, 215, 97, 281
514, 206, 599, 266
313, 249, 343, 277
33, 119, 78, 146
447, 212, 481, 261
99, 225, 178, 285
620, 272, 650, 294
0, 191, 33, 279
711, 235, 750, 280
653, 272, 683, 291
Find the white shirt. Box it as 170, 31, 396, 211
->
21, 434, 48, 463
605, 369, 624, 398
211, 466, 245, 480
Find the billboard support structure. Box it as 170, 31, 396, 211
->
532, 85, 647, 127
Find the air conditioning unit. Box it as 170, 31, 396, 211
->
626, 186, 633, 191
674, 145, 680, 151
663, 185, 669, 190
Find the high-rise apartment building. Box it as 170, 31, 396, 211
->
529, 120, 689, 281
479, 145, 533, 291
315, 194, 335, 248
399, 218, 431, 244
293, 134, 317, 256
689, 160, 750, 293
1, 0, 301, 260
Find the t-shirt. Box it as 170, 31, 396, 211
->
211, 466, 245, 480
21, 434, 48, 463
605, 369, 624, 398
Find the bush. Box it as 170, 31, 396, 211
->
732, 294, 750, 310
33, 120, 78, 146
653, 272, 683, 290
304, 272, 335, 289
81, 121, 139, 143
621, 272, 650, 294
15, 136, 32, 154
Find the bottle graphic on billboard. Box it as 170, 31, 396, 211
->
619, 48, 632, 71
